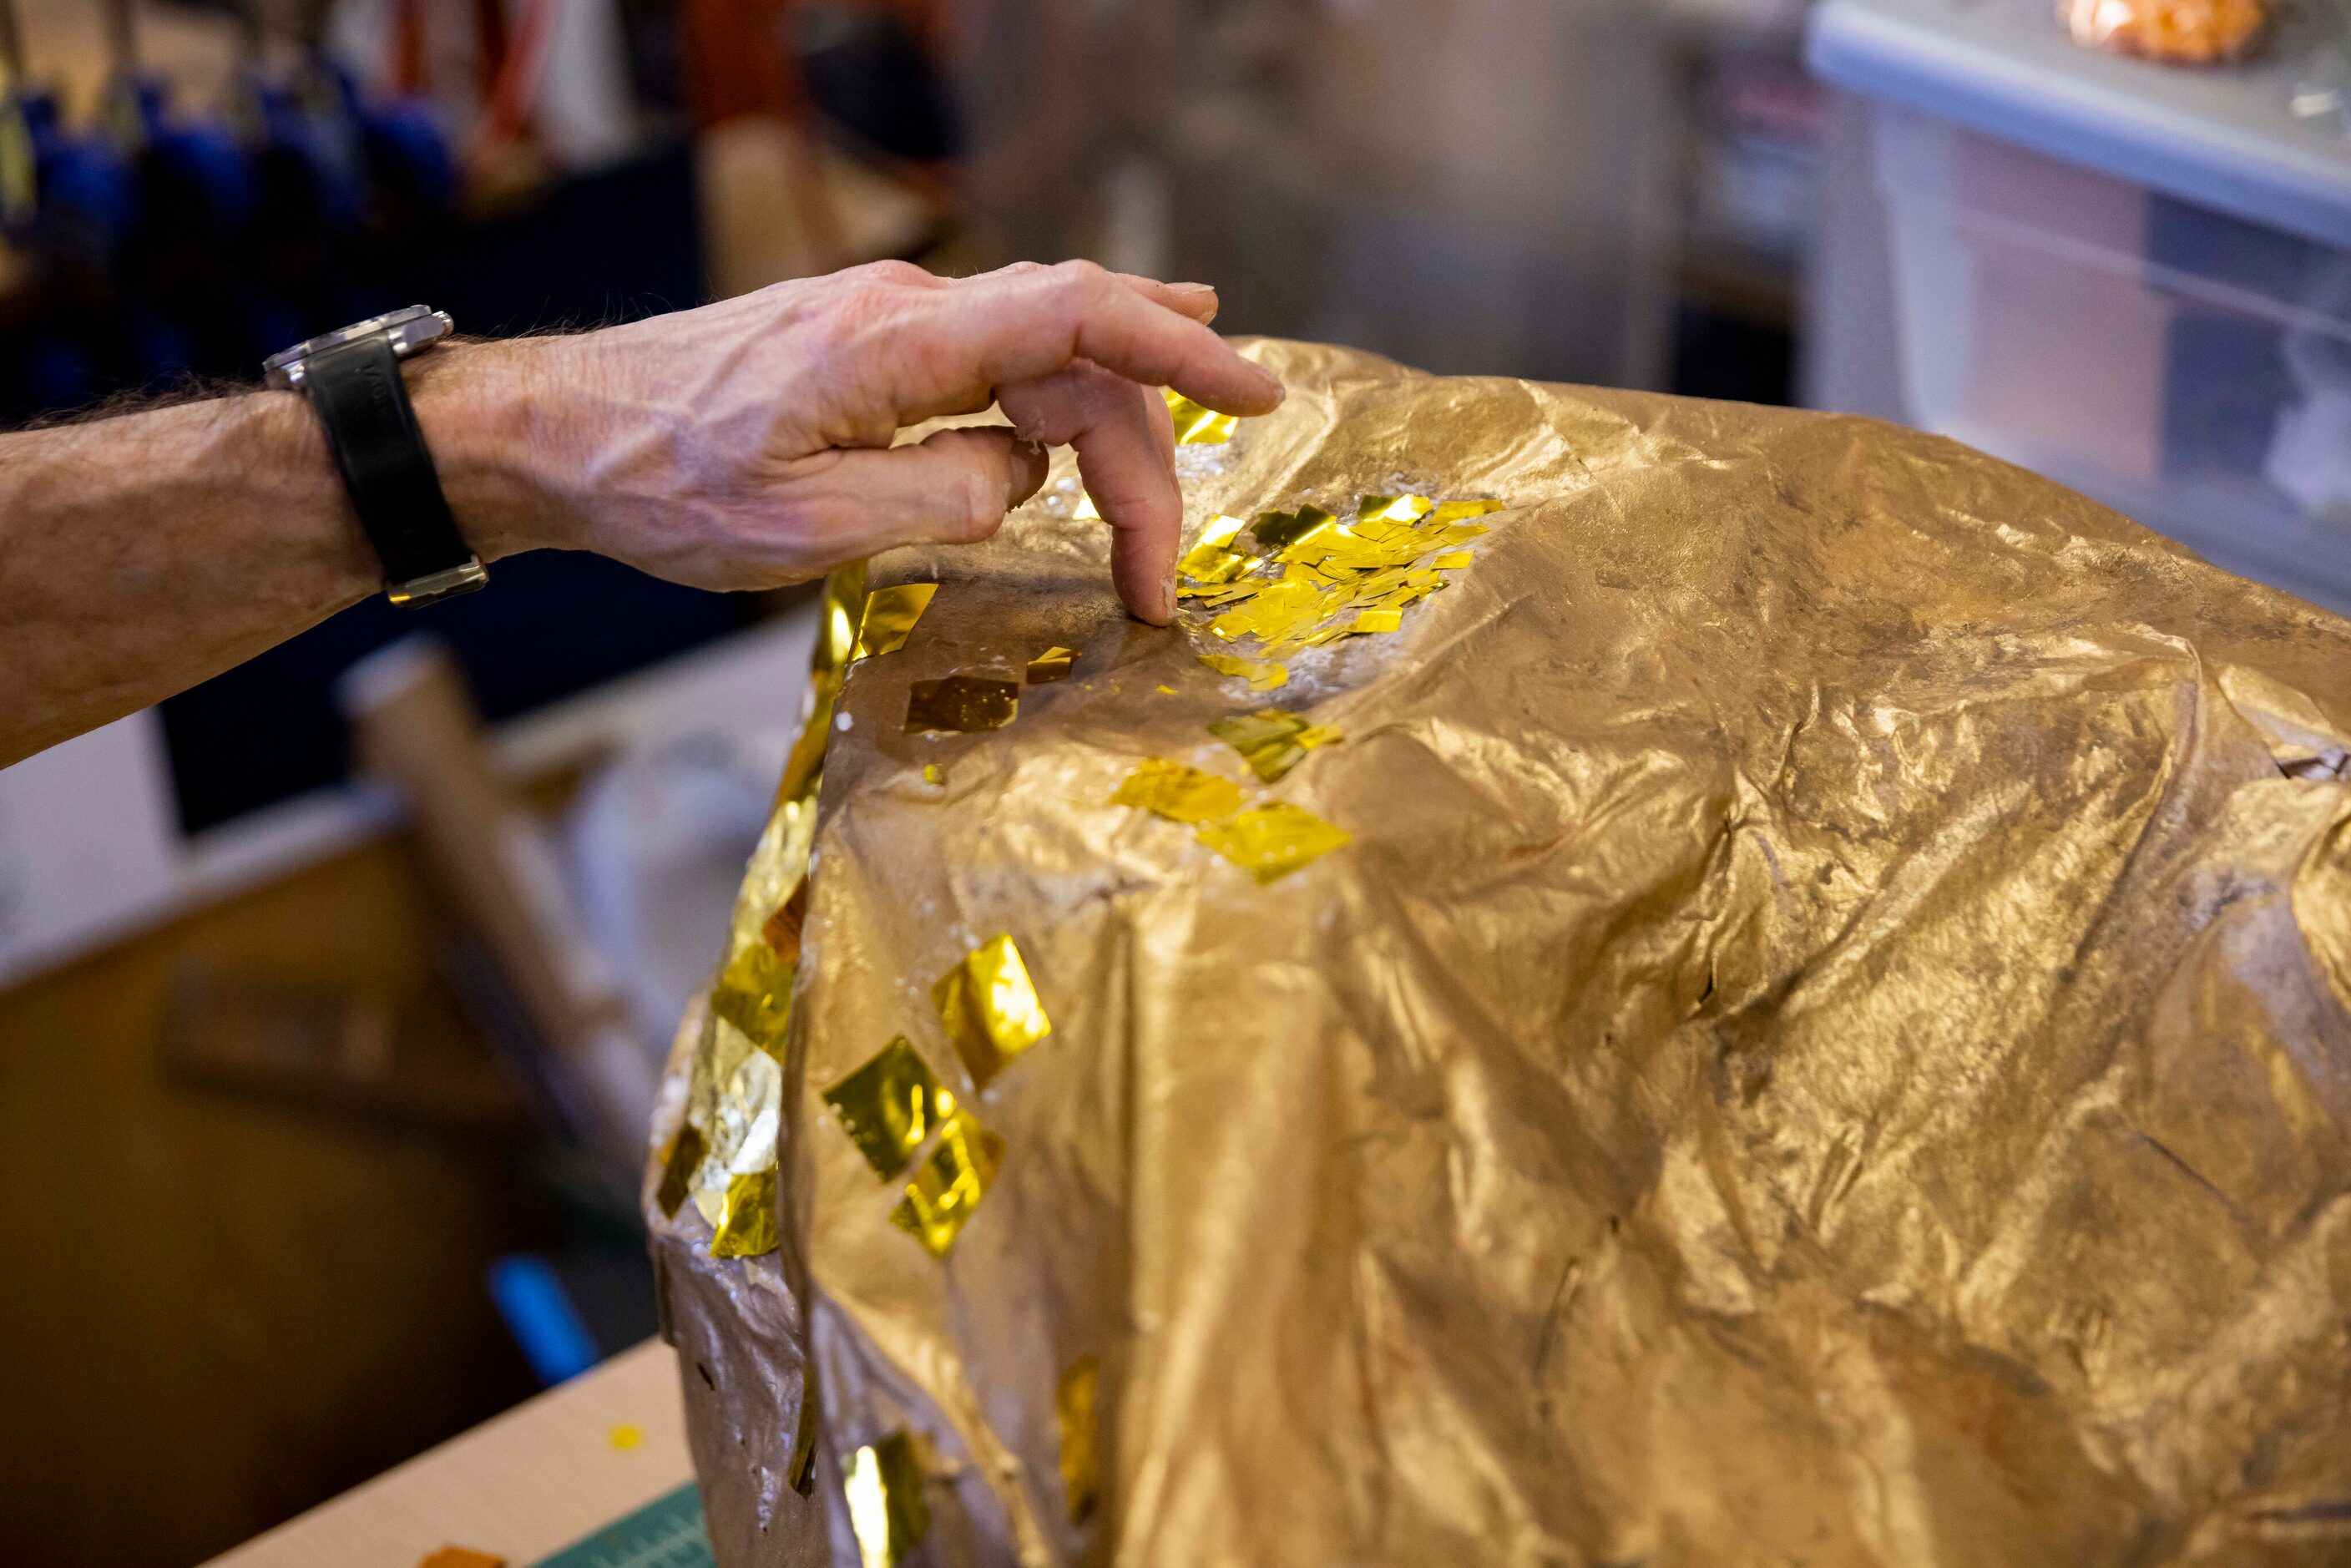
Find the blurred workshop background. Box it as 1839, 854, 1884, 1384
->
0, 0, 2345, 1562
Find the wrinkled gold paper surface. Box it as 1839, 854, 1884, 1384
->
645, 339, 2351, 1567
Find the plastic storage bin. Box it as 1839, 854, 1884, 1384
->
1807, 0, 2351, 613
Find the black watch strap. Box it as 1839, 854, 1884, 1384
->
305, 334, 488, 608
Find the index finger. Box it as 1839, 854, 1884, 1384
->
881, 260, 1282, 428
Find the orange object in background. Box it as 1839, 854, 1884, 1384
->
415, 1549, 504, 1568
2062, 0, 2268, 63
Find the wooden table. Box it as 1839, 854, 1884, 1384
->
205, 1341, 692, 1568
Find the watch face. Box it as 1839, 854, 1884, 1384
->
263, 306, 453, 389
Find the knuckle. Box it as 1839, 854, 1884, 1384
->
857, 258, 933, 288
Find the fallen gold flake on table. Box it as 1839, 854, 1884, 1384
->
823, 1036, 953, 1181
922, 763, 944, 785
1197, 802, 1352, 883
1165, 387, 1237, 444
905, 675, 1019, 734
933, 933, 1052, 1088
844, 1429, 932, 1568
890, 1108, 1004, 1257
852, 584, 937, 660
711, 1168, 780, 1258
1112, 758, 1246, 824
1209, 709, 1342, 781
1197, 653, 1288, 691
1027, 645, 1077, 683
655, 1120, 706, 1218
608, 1423, 644, 1451
1058, 1353, 1102, 1525
712, 940, 791, 1050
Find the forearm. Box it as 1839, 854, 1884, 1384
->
0, 344, 550, 768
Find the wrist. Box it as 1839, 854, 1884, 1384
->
409, 337, 583, 563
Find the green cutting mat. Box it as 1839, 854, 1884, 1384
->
528, 1481, 714, 1568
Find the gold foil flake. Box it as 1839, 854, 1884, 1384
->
1058, 1353, 1102, 1525
1251, 504, 1338, 553
1197, 653, 1288, 691
1359, 493, 1436, 526
1426, 498, 1504, 525
711, 1169, 780, 1258
906, 675, 1020, 734
822, 1036, 953, 1181
761, 879, 808, 966
655, 1120, 705, 1218
1197, 803, 1352, 883
923, 763, 944, 785
1027, 646, 1077, 684
1209, 709, 1342, 782
1179, 515, 1251, 584
1112, 759, 1246, 823
853, 584, 938, 660
844, 1430, 931, 1568
1165, 387, 1237, 444
1350, 609, 1404, 635
933, 934, 1052, 1089
1074, 491, 1101, 521
712, 941, 792, 1050
1432, 551, 1474, 569
889, 1108, 1005, 1256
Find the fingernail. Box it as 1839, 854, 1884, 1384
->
1170, 281, 1215, 296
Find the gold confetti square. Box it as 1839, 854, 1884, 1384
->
853, 584, 938, 660
1208, 709, 1342, 782
933, 934, 1053, 1089
711, 1168, 780, 1258
656, 1120, 706, 1218
1165, 387, 1238, 444
712, 940, 792, 1050
1197, 653, 1288, 691
1112, 759, 1246, 823
905, 675, 1020, 734
822, 1036, 954, 1181
889, 1109, 1005, 1257
1026, 646, 1077, 684
1197, 802, 1352, 883
1058, 1353, 1102, 1525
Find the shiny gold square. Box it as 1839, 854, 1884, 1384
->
710, 1168, 779, 1258
932, 933, 1052, 1089
1110, 758, 1246, 824
1208, 709, 1342, 782
1196, 802, 1352, 884
1164, 387, 1237, 444
852, 583, 938, 660
904, 675, 1020, 734
712, 940, 792, 1050
822, 1036, 954, 1181
889, 1108, 1005, 1257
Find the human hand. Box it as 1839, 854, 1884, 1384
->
419, 260, 1284, 624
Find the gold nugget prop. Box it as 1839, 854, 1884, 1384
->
645, 339, 2351, 1568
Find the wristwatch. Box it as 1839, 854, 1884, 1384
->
265, 305, 489, 608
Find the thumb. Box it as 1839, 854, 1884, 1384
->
786, 426, 1049, 564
